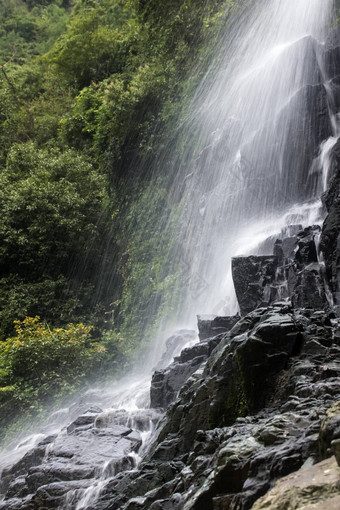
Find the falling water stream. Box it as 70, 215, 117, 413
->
165, 0, 337, 322
0, 0, 339, 508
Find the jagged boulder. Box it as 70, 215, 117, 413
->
232, 256, 278, 315
150, 357, 205, 409
291, 263, 328, 309
153, 306, 303, 451
150, 317, 241, 410
233, 225, 325, 316
197, 315, 240, 341
150, 335, 223, 409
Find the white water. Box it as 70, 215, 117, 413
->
162, 0, 336, 323
0, 0, 339, 508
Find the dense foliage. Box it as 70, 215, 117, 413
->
0, 0, 236, 439
0, 316, 105, 433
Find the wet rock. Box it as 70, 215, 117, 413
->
150, 325, 238, 410
242, 81, 332, 205
67, 412, 98, 434
0, 498, 31, 510
281, 237, 298, 262
5, 303, 338, 510
6, 476, 29, 500
324, 41, 340, 81
232, 255, 278, 315
277, 83, 332, 199
252, 456, 340, 510
26, 463, 95, 493
0, 445, 47, 495
325, 26, 340, 50
197, 315, 240, 341
100, 302, 340, 510
321, 171, 340, 301
176, 340, 213, 363
295, 227, 319, 268
319, 401, 340, 458
291, 263, 328, 309
273, 239, 284, 265
95, 409, 160, 432
150, 355, 205, 409
33, 480, 92, 508
0, 413, 144, 508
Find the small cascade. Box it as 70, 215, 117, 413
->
0, 331, 197, 510
62, 401, 161, 510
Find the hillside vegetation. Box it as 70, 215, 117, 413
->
0, 0, 236, 440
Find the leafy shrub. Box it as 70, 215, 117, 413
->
0, 0, 69, 64
0, 316, 105, 436
45, 0, 139, 88
0, 142, 110, 338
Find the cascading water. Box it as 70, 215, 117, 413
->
0, 1, 338, 508
164, 0, 337, 323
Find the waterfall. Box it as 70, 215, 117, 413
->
162, 0, 336, 324
0, 1, 338, 508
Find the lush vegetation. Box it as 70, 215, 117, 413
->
0, 0, 236, 440
0, 316, 105, 433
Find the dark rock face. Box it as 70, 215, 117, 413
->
0, 406, 161, 510
321, 150, 340, 301
151, 335, 224, 410
151, 359, 204, 409
291, 263, 327, 309
85, 306, 340, 510
233, 225, 328, 316
197, 315, 240, 341
150, 317, 240, 410
232, 256, 278, 315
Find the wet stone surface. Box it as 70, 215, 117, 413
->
77, 305, 340, 510
0, 406, 159, 510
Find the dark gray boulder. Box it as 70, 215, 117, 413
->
150, 356, 205, 410
197, 315, 240, 341
232, 256, 278, 315
291, 263, 328, 309
295, 227, 319, 268
150, 316, 242, 410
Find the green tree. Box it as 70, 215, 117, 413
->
45, 0, 139, 88
0, 142, 110, 338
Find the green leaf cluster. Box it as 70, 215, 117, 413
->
0, 316, 105, 439
0, 142, 110, 339
0, 0, 69, 64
